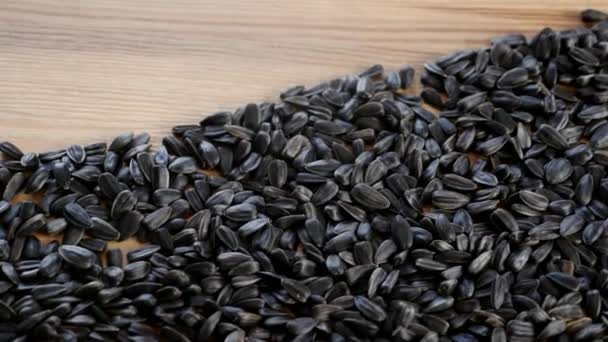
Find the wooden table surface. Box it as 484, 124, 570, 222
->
0, 1, 606, 254
1, 0, 606, 153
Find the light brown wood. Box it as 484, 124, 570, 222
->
2, 0, 606, 152
0, 1, 606, 255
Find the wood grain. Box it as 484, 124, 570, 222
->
0, 1, 606, 255
1, 0, 605, 152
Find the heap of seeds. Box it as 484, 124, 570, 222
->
1, 9, 608, 342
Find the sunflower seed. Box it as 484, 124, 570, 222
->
312, 181, 339, 205
560, 214, 585, 236
267, 159, 288, 188
282, 278, 311, 303
497, 67, 529, 89
546, 272, 580, 291
432, 190, 470, 210
489, 209, 518, 232
350, 183, 390, 210
536, 124, 569, 150
354, 296, 386, 322
2, 172, 25, 201
110, 190, 137, 220
544, 158, 573, 184
58, 245, 96, 269
89, 217, 120, 240
0, 141, 25, 160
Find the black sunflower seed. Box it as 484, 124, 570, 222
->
110, 190, 137, 220
63, 203, 93, 229
536, 124, 569, 150
546, 272, 580, 291
582, 8, 608, 22
544, 158, 572, 184
66, 144, 86, 164
560, 214, 586, 237
432, 190, 470, 210
17, 213, 46, 236
2, 172, 25, 201
351, 183, 390, 210
58, 245, 96, 269
519, 190, 548, 211
569, 47, 599, 66
0, 141, 24, 161
312, 181, 339, 205
574, 173, 594, 205
490, 208, 519, 232
89, 217, 120, 240
224, 203, 257, 222
497, 67, 529, 89
583, 220, 607, 245
476, 135, 509, 156
124, 261, 151, 281
267, 159, 288, 188
169, 156, 198, 174
24, 168, 48, 193
353, 296, 386, 322
282, 278, 311, 303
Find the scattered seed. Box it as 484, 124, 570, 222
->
2, 11, 608, 341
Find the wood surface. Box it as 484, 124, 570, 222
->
0, 0, 606, 254
2, 0, 606, 152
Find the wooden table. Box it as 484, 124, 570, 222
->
0, 0, 605, 254
1, 0, 605, 153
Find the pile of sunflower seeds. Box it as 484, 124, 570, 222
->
1, 8, 608, 342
